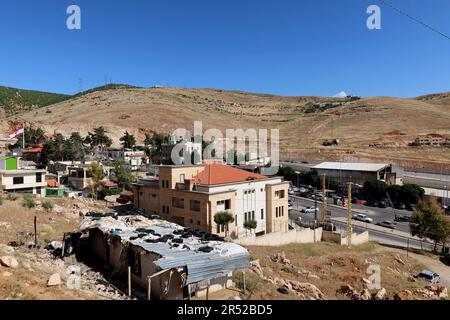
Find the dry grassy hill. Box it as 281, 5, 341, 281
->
4, 86, 450, 168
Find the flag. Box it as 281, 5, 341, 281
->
9, 128, 24, 139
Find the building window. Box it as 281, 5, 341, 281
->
235, 215, 238, 226
251, 211, 255, 220
172, 197, 184, 209
217, 199, 231, 210
190, 219, 193, 224
13, 176, 24, 185
197, 221, 200, 226
261, 209, 264, 220
36, 173, 42, 183
260, 188, 263, 192
275, 207, 279, 218
275, 190, 285, 199
190, 200, 201, 212
162, 206, 165, 214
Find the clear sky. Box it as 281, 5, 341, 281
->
0, 0, 449, 97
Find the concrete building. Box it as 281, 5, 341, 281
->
0, 156, 46, 196
132, 163, 289, 239
414, 134, 449, 146
312, 162, 397, 184
161, 141, 202, 165
72, 214, 249, 300
104, 148, 149, 170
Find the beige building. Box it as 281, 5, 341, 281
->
133, 163, 289, 239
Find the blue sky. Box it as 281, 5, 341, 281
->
0, 0, 449, 97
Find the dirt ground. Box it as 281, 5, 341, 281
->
237, 242, 449, 300
0, 196, 124, 300
1, 196, 448, 300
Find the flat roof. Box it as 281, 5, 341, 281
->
313, 162, 391, 172
76, 215, 249, 285
0, 169, 46, 174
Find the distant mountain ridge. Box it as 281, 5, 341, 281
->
0, 83, 141, 116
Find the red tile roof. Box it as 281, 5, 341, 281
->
47, 179, 59, 187
191, 163, 266, 185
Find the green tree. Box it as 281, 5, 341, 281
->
85, 127, 112, 150
113, 160, 137, 190
214, 211, 235, 236
87, 162, 105, 200
363, 180, 387, 200
410, 198, 450, 251
120, 131, 136, 149
244, 219, 257, 234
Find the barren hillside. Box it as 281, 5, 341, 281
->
4, 87, 450, 168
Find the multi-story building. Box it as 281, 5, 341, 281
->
132, 163, 289, 239
104, 148, 149, 170
0, 156, 47, 196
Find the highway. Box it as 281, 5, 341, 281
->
289, 196, 435, 251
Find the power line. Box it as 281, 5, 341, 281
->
378, 0, 450, 41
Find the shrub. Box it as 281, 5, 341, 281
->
22, 195, 36, 209
42, 200, 54, 212
6, 193, 18, 201
0, 195, 3, 206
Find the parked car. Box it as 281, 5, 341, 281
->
376, 220, 397, 229
366, 200, 378, 207
288, 189, 295, 195
288, 199, 294, 209
301, 206, 319, 214
352, 214, 373, 223
394, 214, 412, 223
378, 201, 387, 208
394, 202, 406, 210
418, 270, 440, 284
405, 203, 417, 211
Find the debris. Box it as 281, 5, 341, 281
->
289, 281, 326, 300
0, 256, 19, 269
425, 285, 448, 299
374, 288, 386, 300
0, 244, 15, 255
394, 255, 406, 265
277, 287, 289, 295
360, 289, 372, 300
249, 260, 264, 278
394, 290, 413, 300
337, 284, 354, 296
47, 273, 62, 286
0, 221, 11, 229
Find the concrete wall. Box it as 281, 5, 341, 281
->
322, 230, 369, 246
341, 231, 370, 246
234, 227, 322, 246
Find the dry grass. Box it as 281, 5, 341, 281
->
5, 87, 450, 169
242, 242, 430, 300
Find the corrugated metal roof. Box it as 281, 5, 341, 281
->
76, 215, 249, 285
313, 162, 390, 172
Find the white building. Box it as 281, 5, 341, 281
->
0, 157, 46, 196
104, 148, 148, 169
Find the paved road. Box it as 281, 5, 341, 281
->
289, 196, 435, 251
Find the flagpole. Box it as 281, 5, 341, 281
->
23, 125, 25, 149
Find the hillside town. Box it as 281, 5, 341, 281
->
0, 125, 449, 300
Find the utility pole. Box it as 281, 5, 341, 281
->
314, 187, 318, 222
322, 174, 329, 224
347, 182, 352, 248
